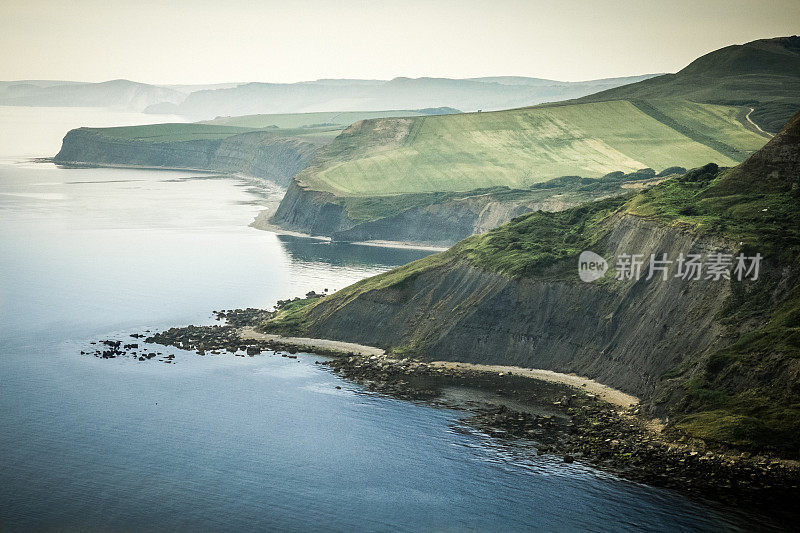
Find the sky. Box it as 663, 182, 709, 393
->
1, 0, 798, 84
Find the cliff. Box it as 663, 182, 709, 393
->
54, 128, 323, 187
270, 181, 351, 234
296, 213, 738, 400
262, 110, 800, 455
270, 172, 673, 246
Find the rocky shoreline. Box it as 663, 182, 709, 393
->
321, 353, 800, 507
85, 307, 800, 515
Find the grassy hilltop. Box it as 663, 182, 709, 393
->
577, 36, 800, 133
296, 99, 768, 197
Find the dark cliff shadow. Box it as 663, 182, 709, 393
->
276, 234, 435, 269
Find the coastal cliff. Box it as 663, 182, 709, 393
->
298, 213, 738, 401
269, 182, 550, 246
270, 181, 352, 235
54, 128, 322, 186
263, 110, 800, 454
269, 173, 669, 246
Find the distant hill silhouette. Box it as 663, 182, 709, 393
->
577, 36, 800, 132
0, 79, 185, 111
142, 75, 659, 119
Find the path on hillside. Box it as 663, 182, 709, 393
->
746, 108, 774, 137
239, 327, 639, 408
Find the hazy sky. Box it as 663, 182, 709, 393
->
1, 0, 798, 84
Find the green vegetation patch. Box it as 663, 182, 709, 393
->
673, 280, 800, 455
335, 169, 671, 225
454, 196, 627, 278
83, 123, 257, 142
675, 406, 800, 455
258, 296, 325, 336
625, 163, 800, 256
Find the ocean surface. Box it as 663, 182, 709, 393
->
0, 107, 765, 531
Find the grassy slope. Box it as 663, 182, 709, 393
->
298, 99, 767, 197
201, 109, 453, 129
265, 112, 800, 454
629, 100, 766, 160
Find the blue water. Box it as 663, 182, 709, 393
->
0, 108, 761, 531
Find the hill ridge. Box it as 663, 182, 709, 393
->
576, 35, 800, 133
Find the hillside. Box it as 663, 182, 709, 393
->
52, 108, 456, 186
271, 98, 770, 243
145, 75, 659, 119
260, 110, 800, 456
577, 36, 800, 133
296, 100, 765, 196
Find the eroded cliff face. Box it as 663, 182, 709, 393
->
54, 129, 322, 187
332, 195, 561, 246
270, 181, 353, 235
270, 184, 597, 246
302, 214, 746, 406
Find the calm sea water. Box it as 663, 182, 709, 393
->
0, 107, 762, 531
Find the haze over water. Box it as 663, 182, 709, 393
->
0, 107, 762, 531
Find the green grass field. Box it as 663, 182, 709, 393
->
298, 99, 770, 196
202, 109, 451, 129
81, 123, 259, 142
81, 108, 456, 144
639, 100, 767, 153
